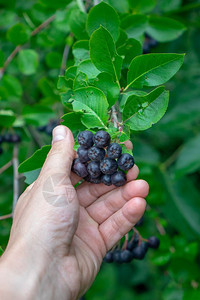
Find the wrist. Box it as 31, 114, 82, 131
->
0, 239, 47, 300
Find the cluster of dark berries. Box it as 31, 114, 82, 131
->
104, 234, 160, 264
37, 120, 59, 136
0, 133, 21, 155
143, 33, 158, 54
72, 130, 135, 186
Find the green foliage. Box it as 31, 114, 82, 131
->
0, 0, 200, 299
18, 49, 39, 75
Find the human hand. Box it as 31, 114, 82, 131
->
0, 126, 148, 300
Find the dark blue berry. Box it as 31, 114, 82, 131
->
100, 158, 118, 175
117, 153, 134, 171
3, 133, 12, 143
127, 234, 139, 251
148, 236, 160, 249
107, 143, 122, 159
101, 174, 112, 186
78, 131, 94, 148
120, 250, 133, 263
77, 146, 90, 163
87, 161, 101, 178
93, 130, 110, 148
88, 146, 105, 161
132, 242, 148, 260
10, 134, 21, 143
104, 252, 113, 263
89, 176, 102, 184
113, 250, 123, 264
111, 171, 127, 187
72, 160, 88, 178
135, 216, 144, 227
37, 125, 47, 132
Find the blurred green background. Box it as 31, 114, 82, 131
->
0, 0, 200, 299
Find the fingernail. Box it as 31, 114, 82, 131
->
52, 126, 68, 144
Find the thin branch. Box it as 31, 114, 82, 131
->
111, 106, 118, 128
0, 213, 13, 221
31, 14, 56, 37
155, 219, 166, 235
60, 45, 70, 75
0, 160, 12, 175
12, 145, 19, 212
0, 14, 56, 80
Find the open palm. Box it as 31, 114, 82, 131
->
3, 127, 148, 300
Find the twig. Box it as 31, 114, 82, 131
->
12, 145, 19, 212
0, 160, 12, 175
0, 213, 13, 221
0, 14, 56, 80
111, 106, 118, 128
31, 14, 56, 37
60, 45, 70, 75
155, 218, 166, 235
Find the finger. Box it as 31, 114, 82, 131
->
71, 172, 81, 186
39, 125, 75, 179
99, 197, 146, 251
76, 164, 139, 207
87, 180, 149, 224
124, 140, 133, 150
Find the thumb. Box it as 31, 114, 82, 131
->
40, 125, 75, 178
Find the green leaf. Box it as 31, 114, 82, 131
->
105, 0, 130, 13
77, 59, 100, 79
123, 86, 169, 130
45, 51, 62, 68
24, 169, 41, 185
92, 72, 120, 108
119, 90, 146, 111
22, 105, 55, 126
126, 53, 185, 89
87, 2, 120, 42
0, 49, 4, 67
175, 134, 200, 177
147, 16, 186, 42
117, 38, 142, 68
68, 8, 88, 40
159, 0, 182, 12
73, 72, 88, 89
61, 112, 86, 132
65, 66, 77, 80
18, 145, 51, 173
71, 87, 109, 129
40, 0, 72, 9
0, 110, 16, 127
151, 252, 171, 266
7, 23, 30, 45
18, 49, 39, 75
129, 0, 156, 13
90, 26, 122, 82
0, 246, 3, 256
72, 40, 89, 65
121, 15, 148, 39
116, 29, 128, 48
1, 74, 22, 98
161, 173, 200, 238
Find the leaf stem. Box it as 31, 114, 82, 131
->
60, 45, 70, 75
